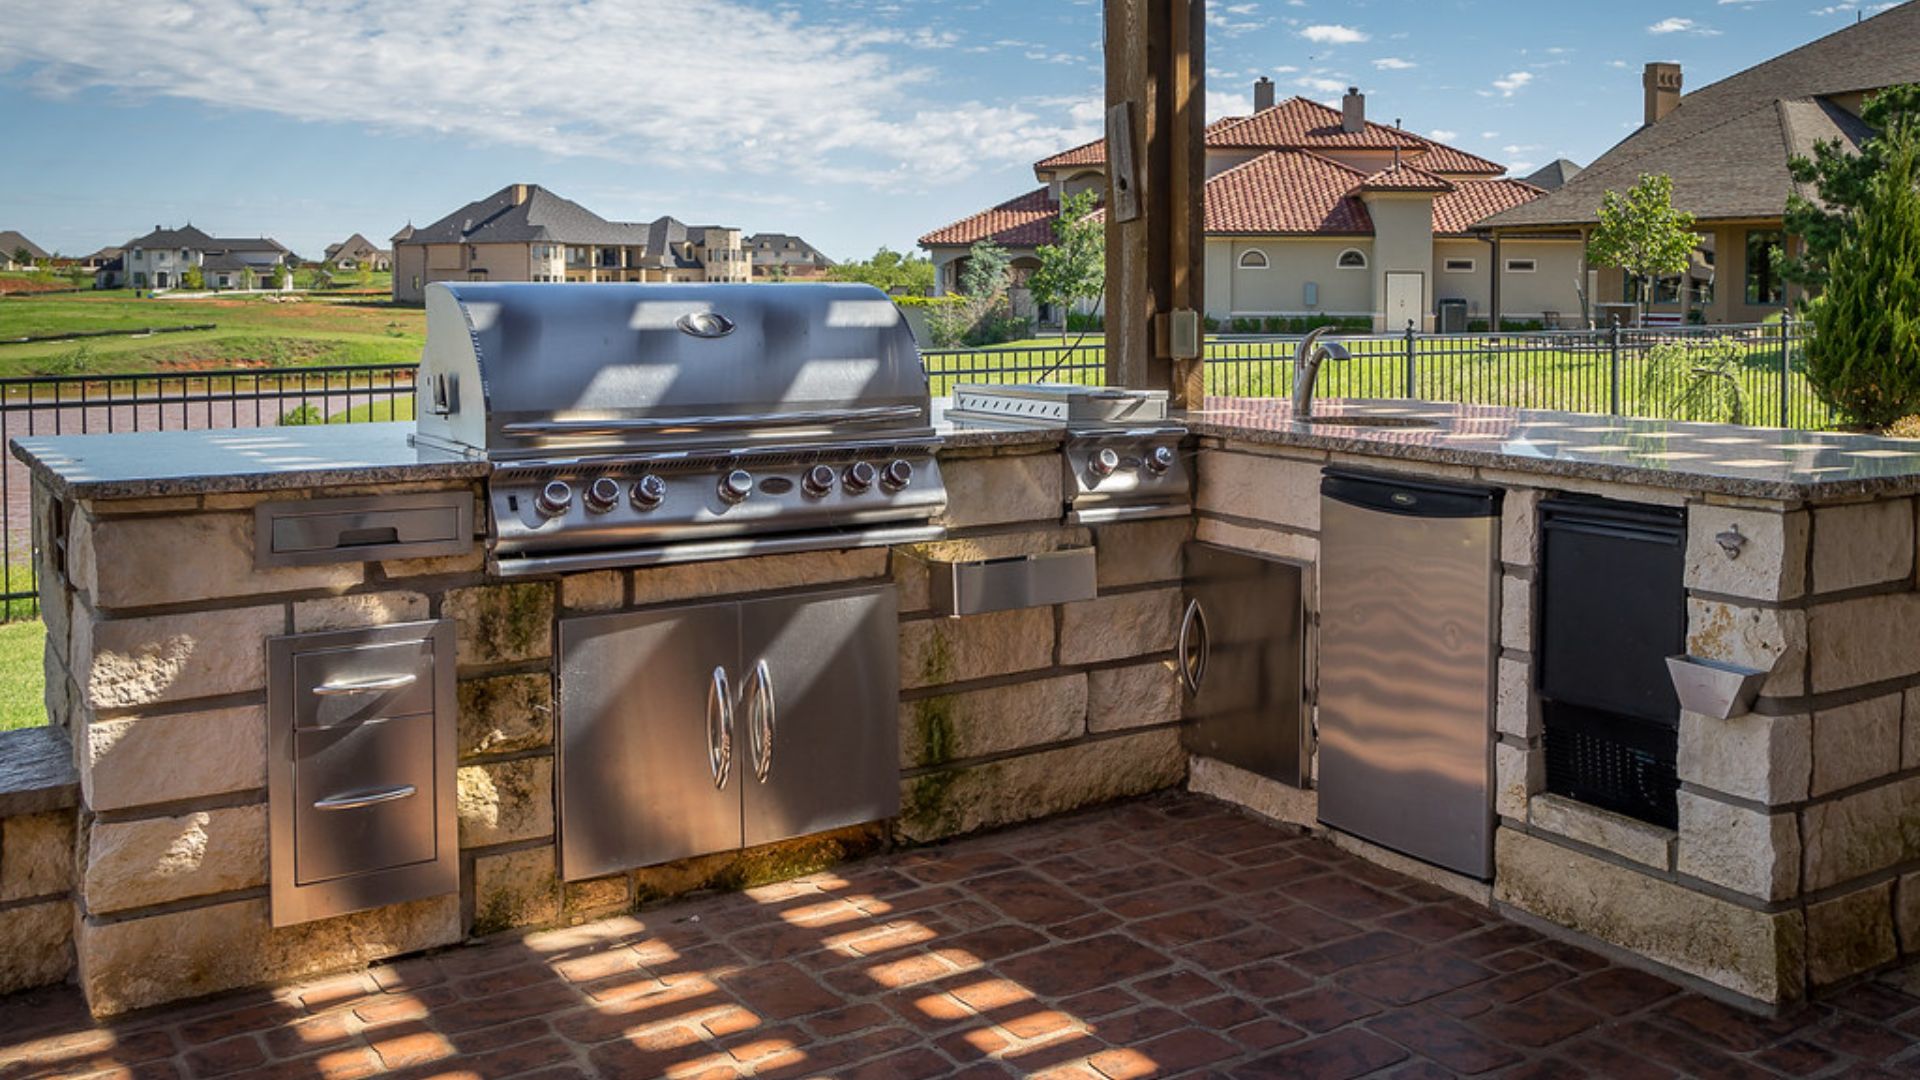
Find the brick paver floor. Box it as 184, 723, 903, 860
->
7, 793, 1920, 1079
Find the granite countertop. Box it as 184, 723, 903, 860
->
1186, 397, 1920, 500
9, 422, 488, 500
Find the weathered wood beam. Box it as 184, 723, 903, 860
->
1104, 0, 1206, 404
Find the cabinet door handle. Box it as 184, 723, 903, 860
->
1178, 598, 1211, 695
311, 672, 417, 696
747, 660, 776, 782
314, 785, 416, 811
707, 666, 733, 790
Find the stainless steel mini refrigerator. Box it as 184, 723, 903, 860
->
1316, 469, 1501, 879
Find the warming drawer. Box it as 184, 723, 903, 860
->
269, 621, 457, 926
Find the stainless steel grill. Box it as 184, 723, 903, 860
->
945, 383, 1190, 524
413, 282, 947, 575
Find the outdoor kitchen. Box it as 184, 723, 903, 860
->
5, 276, 1920, 1041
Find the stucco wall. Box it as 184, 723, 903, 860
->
1366, 195, 1436, 332
1207, 237, 1374, 320
1493, 239, 1585, 324
1433, 239, 1492, 319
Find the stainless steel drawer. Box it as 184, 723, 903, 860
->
256, 492, 475, 567
293, 713, 438, 885
293, 638, 436, 728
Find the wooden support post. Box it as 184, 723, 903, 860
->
1104, 0, 1206, 405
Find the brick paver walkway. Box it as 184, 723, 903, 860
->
7, 793, 1920, 1079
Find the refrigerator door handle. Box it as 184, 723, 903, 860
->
1178, 598, 1210, 695
706, 666, 733, 790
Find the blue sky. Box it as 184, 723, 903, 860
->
0, 0, 1900, 262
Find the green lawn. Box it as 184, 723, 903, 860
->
0, 290, 423, 376
0, 620, 46, 731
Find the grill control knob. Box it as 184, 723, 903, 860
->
882, 459, 914, 491
535, 480, 574, 519
719, 469, 755, 505
802, 464, 836, 498
584, 477, 622, 513
1089, 448, 1121, 478
1145, 446, 1176, 475
630, 475, 667, 510
843, 461, 877, 493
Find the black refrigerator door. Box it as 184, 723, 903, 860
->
1538, 498, 1687, 723
1180, 542, 1310, 787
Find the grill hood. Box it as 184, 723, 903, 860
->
414, 281, 933, 460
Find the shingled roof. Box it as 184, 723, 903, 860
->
1031, 97, 1505, 177
1483, 2, 1920, 230
402, 184, 652, 247
0, 231, 50, 260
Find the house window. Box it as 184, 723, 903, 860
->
1745, 230, 1783, 305
131, 249, 143, 262
1238, 249, 1270, 269
1336, 249, 1367, 270
1505, 258, 1537, 273
1443, 258, 1476, 273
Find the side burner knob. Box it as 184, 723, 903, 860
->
719, 469, 755, 505
1089, 447, 1121, 478
630, 475, 667, 510
585, 477, 622, 513
881, 459, 914, 491
1145, 446, 1176, 475
535, 480, 574, 519
802, 464, 836, 498
843, 461, 877, 493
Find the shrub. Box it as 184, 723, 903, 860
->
1202, 314, 1221, 333
278, 404, 324, 426
1641, 340, 1746, 424
1064, 312, 1104, 332
1887, 414, 1920, 439
1229, 317, 1260, 334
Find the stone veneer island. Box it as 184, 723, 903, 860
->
9, 397, 1920, 1014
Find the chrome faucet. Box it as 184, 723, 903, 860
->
1290, 326, 1352, 419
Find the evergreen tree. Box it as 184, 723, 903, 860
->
1780, 84, 1920, 290
1805, 120, 1920, 427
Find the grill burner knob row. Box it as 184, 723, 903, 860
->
1145, 446, 1176, 475
584, 477, 622, 513
843, 461, 877, 493
802, 464, 836, 498
535, 480, 574, 519
630, 475, 667, 510
719, 469, 755, 505
1089, 448, 1122, 478
882, 459, 914, 491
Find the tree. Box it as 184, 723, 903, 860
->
270, 264, 289, 290
827, 247, 935, 295
1779, 83, 1920, 290
181, 266, 205, 290
1027, 190, 1105, 339
927, 240, 1023, 347
1803, 116, 1920, 428
1586, 173, 1697, 320
10, 246, 28, 266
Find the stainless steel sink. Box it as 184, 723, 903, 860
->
1299, 415, 1439, 429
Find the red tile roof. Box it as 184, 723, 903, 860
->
1433, 179, 1545, 235
1204, 151, 1374, 235
1407, 143, 1506, 176
1209, 98, 1426, 150
918, 188, 1062, 247
1033, 138, 1107, 169
1362, 163, 1456, 193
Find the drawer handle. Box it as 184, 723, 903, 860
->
311, 673, 419, 697
313, 785, 417, 811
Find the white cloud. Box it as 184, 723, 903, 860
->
1491, 71, 1534, 96
0, 0, 1100, 190
1299, 23, 1369, 43
1648, 16, 1721, 33
1481, 131, 1501, 139
1428, 128, 1460, 141
1372, 57, 1415, 70
1295, 76, 1351, 95
1509, 160, 1538, 174
1207, 0, 1270, 34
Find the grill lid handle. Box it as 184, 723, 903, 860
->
501, 405, 923, 439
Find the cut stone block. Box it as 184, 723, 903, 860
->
1675, 792, 1798, 900
83, 805, 268, 914
1684, 504, 1806, 602
934, 453, 1062, 529
899, 674, 1086, 768
83, 706, 267, 812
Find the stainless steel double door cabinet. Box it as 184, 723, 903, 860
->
558, 583, 900, 881
1179, 542, 1311, 787
1316, 469, 1500, 880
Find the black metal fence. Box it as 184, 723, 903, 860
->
0, 322, 1828, 618
922, 319, 1828, 431
0, 365, 415, 617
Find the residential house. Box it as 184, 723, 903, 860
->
746, 233, 835, 280
322, 233, 392, 271
78, 247, 121, 272
94, 225, 296, 291
390, 184, 752, 303
1522, 160, 1583, 192
921, 83, 1578, 331
1480, 3, 1920, 325
0, 231, 51, 269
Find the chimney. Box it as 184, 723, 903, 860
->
511, 183, 531, 205
1253, 76, 1275, 111
1342, 87, 1365, 133
1643, 62, 1682, 126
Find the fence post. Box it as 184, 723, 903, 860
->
1779, 313, 1792, 429
1403, 324, 1416, 399
1608, 325, 1622, 416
